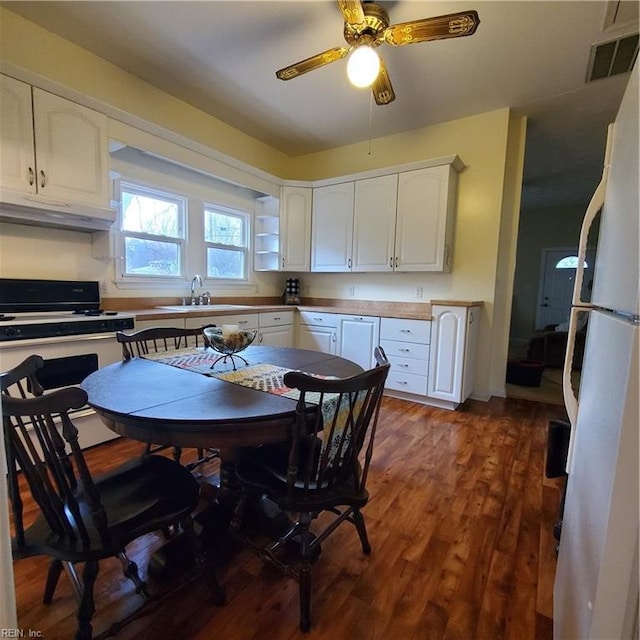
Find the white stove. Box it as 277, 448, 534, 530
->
0, 279, 137, 448
0, 311, 135, 341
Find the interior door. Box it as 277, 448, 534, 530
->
537, 248, 596, 328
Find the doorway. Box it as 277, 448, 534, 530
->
535, 247, 596, 330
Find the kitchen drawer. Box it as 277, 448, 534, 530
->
385, 370, 428, 395
185, 313, 258, 330
298, 310, 339, 327
380, 338, 430, 361
388, 354, 429, 376
259, 310, 294, 327
380, 317, 431, 344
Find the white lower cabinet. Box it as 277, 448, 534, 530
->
338, 314, 380, 370
380, 317, 431, 396
297, 311, 339, 355
185, 313, 259, 331
428, 305, 480, 406
134, 318, 186, 330
258, 311, 294, 347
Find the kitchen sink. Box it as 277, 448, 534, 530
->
156, 304, 254, 312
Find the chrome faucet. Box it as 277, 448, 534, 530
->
190, 275, 203, 305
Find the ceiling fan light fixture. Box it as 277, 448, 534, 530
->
347, 45, 381, 87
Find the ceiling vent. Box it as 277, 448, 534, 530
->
586, 33, 639, 81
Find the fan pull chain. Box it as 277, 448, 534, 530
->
368, 92, 374, 156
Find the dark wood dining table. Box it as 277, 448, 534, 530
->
81, 345, 363, 497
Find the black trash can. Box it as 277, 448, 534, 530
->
506, 358, 545, 387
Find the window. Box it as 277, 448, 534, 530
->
120, 183, 186, 277
555, 256, 589, 269
204, 206, 249, 280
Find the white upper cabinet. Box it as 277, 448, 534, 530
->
0, 75, 35, 194
0, 75, 111, 212
396, 165, 457, 272
280, 186, 311, 271
310, 161, 459, 273
352, 174, 398, 272
311, 182, 355, 272
254, 187, 311, 272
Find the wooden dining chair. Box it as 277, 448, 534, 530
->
116, 325, 219, 471
1, 354, 225, 640
230, 346, 390, 632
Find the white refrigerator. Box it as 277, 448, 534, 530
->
554, 62, 639, 639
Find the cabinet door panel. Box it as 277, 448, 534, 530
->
352, 175, 397, 272
32, 88, 109, 207
396, 166, 451, 271
281, 187, 311, 271
259, 325, 293, 347
311, 182, 354, 272
298, 325, 337, 354
338, 316, 380, 370
0, 75, 36, 194
428, 306, 465, 402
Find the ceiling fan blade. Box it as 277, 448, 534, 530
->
276, 46, 349, 80
372, 57, 395, 106
384, 10, 480, 46
337, 0, 365, 27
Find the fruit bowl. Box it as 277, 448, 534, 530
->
204, 326, 256, 370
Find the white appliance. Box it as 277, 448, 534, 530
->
0, 278, 135, 449
554, 63, 639, 639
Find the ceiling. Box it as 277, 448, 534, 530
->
3, 1, 638, 210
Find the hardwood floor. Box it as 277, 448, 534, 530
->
10, 395, 566, 639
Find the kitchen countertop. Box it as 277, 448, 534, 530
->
105, 297, 483, 323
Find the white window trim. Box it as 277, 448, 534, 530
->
204, 203, 251, 283
117, 179, 187, 281
111, 167, 258, 292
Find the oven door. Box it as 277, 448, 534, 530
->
0, 332, 124, 449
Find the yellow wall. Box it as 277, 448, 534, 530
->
0, 7, 525, 399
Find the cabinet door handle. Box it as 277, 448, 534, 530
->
259, 332, 263, 343
27, 167, 35, 186
395, 256, 398, 268
399, 348, 410, 352
389, 257, 393, 268
469, 311, 475, 324
39, 170, 46, 188
282, 258, 285, 268
239, 320, 248, 325
332, 333, 336, 342
313, 317, 323, 322
400, 329, 412, 333
273, 316, 281, 321
398, 380, 408, 386
348, 258, 352, 269
399, 363, 409, 368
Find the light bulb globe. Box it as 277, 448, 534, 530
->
347, 46, 381, 88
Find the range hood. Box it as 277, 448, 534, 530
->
0, 192, 116, 232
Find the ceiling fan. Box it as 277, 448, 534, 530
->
276, 1, 480, 105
